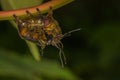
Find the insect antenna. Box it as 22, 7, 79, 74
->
63, 28, 81, 38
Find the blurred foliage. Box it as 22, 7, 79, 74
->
0, 0, 43, 10
0, 48, 78, 80
0, 0, 120, 80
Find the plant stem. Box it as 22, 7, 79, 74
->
0, 0, 74, 20
26, 41, 40, 61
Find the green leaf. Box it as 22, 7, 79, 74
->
0, 0, 43, 10
0, 48, 78, 80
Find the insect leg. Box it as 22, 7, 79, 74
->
47, 6, 53, 18
53, 41, 66, 68
13, 14, 22, 24
59, 42, 67, 64
37, 41, 46, 56
58, 47, 64, 68
37, 48, 44, 57
57, 42, 67, 64
36, 8, 41, 14
26, 10, 34, 18
41, 46, 44, 56
36, 8, 44, 19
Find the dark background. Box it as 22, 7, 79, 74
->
0, 0, 120, 80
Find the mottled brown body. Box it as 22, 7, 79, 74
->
13, 7, 80, 67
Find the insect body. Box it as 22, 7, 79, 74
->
13, 7, 80, 67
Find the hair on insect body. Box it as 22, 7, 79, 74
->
13, 7, 81, 68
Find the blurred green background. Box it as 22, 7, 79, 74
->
0, 0, 120, 80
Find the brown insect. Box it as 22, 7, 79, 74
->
13, 7, 81, 67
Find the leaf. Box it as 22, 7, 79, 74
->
0, 48, 78, 80
0, 0, 43, 10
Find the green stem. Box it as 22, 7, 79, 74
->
26, 41, 40, 61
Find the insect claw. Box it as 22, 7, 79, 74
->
13, 14, 17, 18
36, 8, 40, 12
26, 10, 30, 14
49, 6, 52, 10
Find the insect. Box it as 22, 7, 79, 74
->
13, 7, 81, 67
